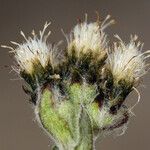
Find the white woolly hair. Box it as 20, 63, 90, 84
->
67, 15, 115, 56
107, 35, 150, 83
97, 105, 129, 138
2, 22, 60, 75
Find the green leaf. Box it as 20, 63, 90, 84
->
39, 88, 74, 149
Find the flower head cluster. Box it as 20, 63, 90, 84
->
2, 14, 150, 149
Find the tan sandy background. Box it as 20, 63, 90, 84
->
0, 0, 150, 149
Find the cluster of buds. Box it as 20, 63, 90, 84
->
2, 15, 150, 150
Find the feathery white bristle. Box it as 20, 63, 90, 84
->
67, 15, 113, 55
107, 35, 150, 82
2, 22, 59, 74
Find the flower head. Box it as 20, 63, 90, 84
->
67, 15, 114, 59
107, 35, 150, 84
2, 22, 59, 75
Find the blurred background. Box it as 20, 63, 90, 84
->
0, 0, 150, 149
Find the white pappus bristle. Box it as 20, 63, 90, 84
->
67, 15, 114, 56
2, 22, 58, 75
107, 35, 150, 83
